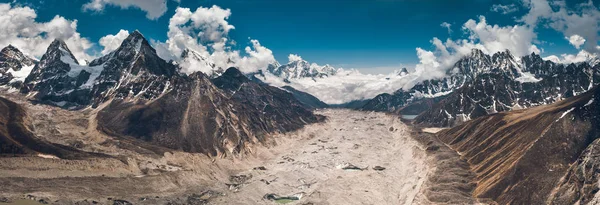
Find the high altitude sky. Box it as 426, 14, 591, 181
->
1, 0, 599, 74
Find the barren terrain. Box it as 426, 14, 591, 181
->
0, 98, 478, 204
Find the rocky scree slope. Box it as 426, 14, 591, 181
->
98, 68, 324, 156
436, 86, 600, 204
0, 96, 102, 159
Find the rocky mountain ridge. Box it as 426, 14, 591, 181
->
360, 48, 600, 127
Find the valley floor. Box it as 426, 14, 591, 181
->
0, 106, 479, 204
213, 109, 429, 204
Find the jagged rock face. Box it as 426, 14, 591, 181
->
21, 31, 178, 108
415, 54, 600, 127
0, 45, 36, 85
267, 58, 337, 79
98, 69, 324, 155
88, 31, 177, 107
23, 40, 95, 107
435, 87, 600, 204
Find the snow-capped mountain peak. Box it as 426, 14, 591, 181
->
267, 56, 339, 79
180, 48, 221, 76
47, 39, 80, 66
0, 45, 37, 84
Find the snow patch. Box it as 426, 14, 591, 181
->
59, 47, 104, 89
556, 107, 575, 122
516, 72, 542, 83
7, 64, 35, 83
584, 98, 594, 107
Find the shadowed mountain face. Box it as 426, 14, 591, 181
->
98, 68, 324, 156
280, 86, 328, 110
436, 87, 600, 204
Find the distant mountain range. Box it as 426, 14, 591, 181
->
360, 49, 600, 127
266, 57, 339, 80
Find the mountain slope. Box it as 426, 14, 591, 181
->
0, 96, 98, 159
98, 68, 324, 156
435, 86, 600, 204
280, 85, 328, 109
212, 67, 324, 131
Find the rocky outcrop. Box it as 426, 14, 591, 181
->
435, 86, 600, 204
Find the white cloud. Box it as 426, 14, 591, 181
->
440, 22, 452, 34
543, 50, 598, 65
99, 29, 129, 55
83, 0, 169, 20
0, 3, 93, 62
261, 68, 413, 104
520, 0, 600, 54
462, 16, 539, 57
155, 5, 276, 75
491, 4, 519, 14
237, 39, 276, 73
566, 34, 586, 49
288, 54, 303, 62
401, 15, 540, 90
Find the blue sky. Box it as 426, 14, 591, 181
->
2, 0, 598, 73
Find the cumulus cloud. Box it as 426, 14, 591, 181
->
543, 50, 598, 65
520, 0, 600, 54
155, 5, 276, 74
491, 4, 519, 14
288, 54, 303, 62
83, 0, 169, 20
0, 3, 93, 62
440, 22, 452, 34
99, 29, 129, 55
402, 15, 540, 90
566, 34, 586, 49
